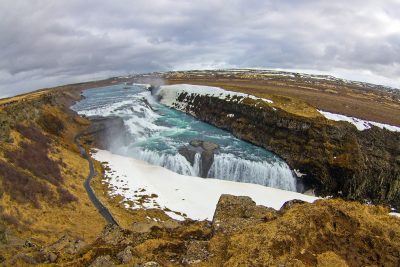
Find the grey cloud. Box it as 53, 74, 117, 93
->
1, 0, 400, 97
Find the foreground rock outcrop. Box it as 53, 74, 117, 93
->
213, 195, 400, 266
161, 91, 400, 209
3, 195, 399, 266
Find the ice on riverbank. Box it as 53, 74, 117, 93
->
318, 110, 400, 132
93, 149, 317, 221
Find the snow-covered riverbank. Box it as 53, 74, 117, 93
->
93, 149, 317, 221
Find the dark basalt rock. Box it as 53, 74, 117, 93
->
178, 147, 198, 165
179, 140, 220, 177
170, 93, 400, 209
279, 199, 307, 213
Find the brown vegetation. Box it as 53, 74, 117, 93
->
57, 187, 78, 204
15, 124, 49, 144
5, 125, 63, 186
38, 112, 65, 136
0, 160, 52, 208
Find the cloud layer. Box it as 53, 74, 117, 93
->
1, 0, 400, 97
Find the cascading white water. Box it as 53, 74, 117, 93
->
126, 149, 296, 192
208, 154, 296, 191
192, 153, 201, 176
129, 149, 197, 176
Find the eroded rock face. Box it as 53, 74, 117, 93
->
86, 116, 129, 150
178, 140, 220, 177
170, 93, 400, 209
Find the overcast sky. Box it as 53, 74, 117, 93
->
1, 0, 400, 97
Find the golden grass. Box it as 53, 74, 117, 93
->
0, 90, 51, 108
0, 145, 106, 244
0, 103, 106, 245
221, 198, 400, 266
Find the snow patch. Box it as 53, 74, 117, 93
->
293, 169, 306, 178
158, 84, 273, 110
318, 110, 400, 132
390, 212, 400, 218
93, 149, 317, 221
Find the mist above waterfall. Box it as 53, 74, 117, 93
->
72, 83, 298, 192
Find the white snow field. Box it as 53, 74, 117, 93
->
318, 110, 400, 132
93, 149, 317, 221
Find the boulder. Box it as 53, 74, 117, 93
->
117, 246, 133, 264
98, 224, 133, 246
212, 194, 277, 234
178, 146, 198, 165
47, 233, 87, 255
182, 240, 209, 265
179, 140, 220, 177
89, 255, 114, 267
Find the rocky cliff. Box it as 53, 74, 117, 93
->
83, 116, 129, 150
4, 195, 399, 266
160, 91, 400, 210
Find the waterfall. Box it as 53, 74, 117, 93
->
130, 150, 297, 192
208, 153, 297, 191
128, 149, 198, 176
192, 153, 201, 176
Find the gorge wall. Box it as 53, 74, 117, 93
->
157, 90, 400, 210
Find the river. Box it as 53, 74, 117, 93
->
71, 83, 298, 192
